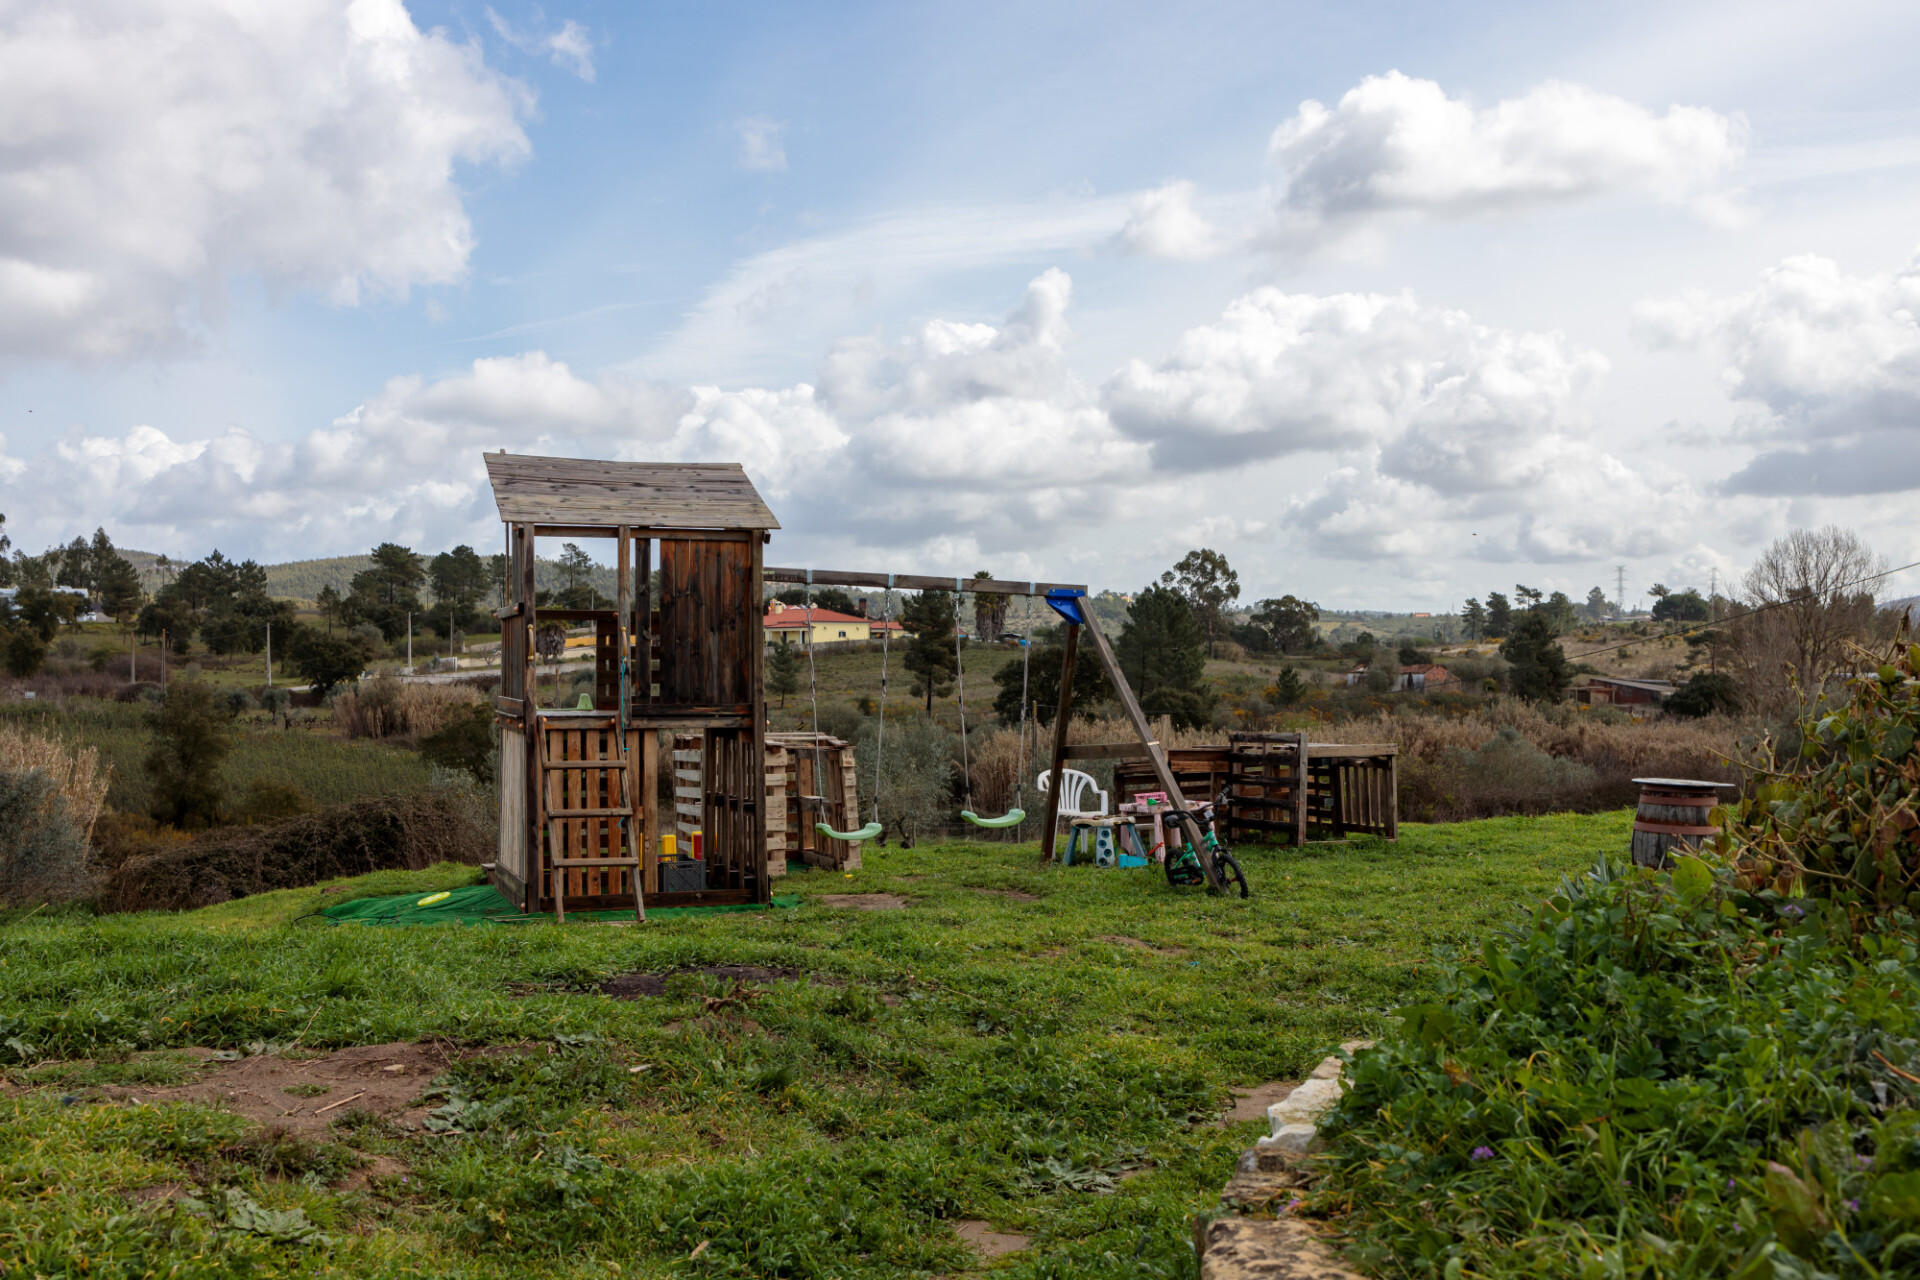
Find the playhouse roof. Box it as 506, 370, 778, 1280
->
483, 453, 779, 530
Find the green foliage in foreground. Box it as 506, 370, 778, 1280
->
0, 814, 1616, 1278
1315, 857, 1920, 1279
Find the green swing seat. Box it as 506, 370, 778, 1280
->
815, 820, 884, 843
961, 807, 1026, 829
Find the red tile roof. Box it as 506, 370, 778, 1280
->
764, 606, 902, 632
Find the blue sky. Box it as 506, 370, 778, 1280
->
5, 0, 1920, 609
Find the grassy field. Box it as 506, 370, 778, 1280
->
0, 697, 434, 814
0, 811, 1625, 1278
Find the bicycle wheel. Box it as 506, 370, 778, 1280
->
1209, 849, 1249, 899
1165, 847, 1205, 887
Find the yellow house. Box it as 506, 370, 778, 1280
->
763, 601, 904, 646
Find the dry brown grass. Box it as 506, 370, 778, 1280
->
0, 723, 109, 838
332, 677, 485, 743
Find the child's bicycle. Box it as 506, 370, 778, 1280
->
1161, 793, 1250, 898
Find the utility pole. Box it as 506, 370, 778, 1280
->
129, 630, 135, 684
161, 629, 167, 686
265, 623, 272, 688
406, 612, 412, 674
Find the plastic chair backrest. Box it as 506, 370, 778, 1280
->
1036, 767, 1109, 817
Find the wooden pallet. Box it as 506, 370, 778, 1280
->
537, 715, 643, 922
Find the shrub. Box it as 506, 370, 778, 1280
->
0, 724, 109, 838
1712, 634, 1920, 929
1667, 670, 1741, 717
420, 701, 497, 784
285, 625, 372, 697
334, 676, 485, 742
853, 716, 955, 844
96, 791, 493, 912
1314, 857, 1920, 1278
143, 680, 229, 829
0, 766, 95, 906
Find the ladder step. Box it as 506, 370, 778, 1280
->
549, 857, 642, 868
545, 807, 634, 818
544, 759, 629, 770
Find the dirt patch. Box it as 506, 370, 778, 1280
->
1098, 935, 1186, 955
970, 887, 1040, 902
599, 965, 801, 999
1221, 1080, 1300, 1126
1026, 946, 1068, 960
93, 1041, 454, 1136
954, 1219, 1031, 1257
818, 893, 908, 910
128, 1183, 191, 1205
338, 1152, 410, 1192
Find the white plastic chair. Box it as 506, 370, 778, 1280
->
1036, 768, 1109, 823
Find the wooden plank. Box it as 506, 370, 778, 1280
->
484, 454, 779, 530
1302, 743, 1398, 759
1039, 623, 1080, 863
1075, 605, 1219, 888
1063, 741, 1160, 761
765, 567, 1086, 595
1294, 734, 1308, 847
495, 695, 525, 716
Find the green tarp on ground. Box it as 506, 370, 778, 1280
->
318, 883, 800, 926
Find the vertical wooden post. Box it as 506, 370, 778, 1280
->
748, 536, 769, 902
1039, 623, 1080, 863
1384, 752, 1399, 840
1292, 732, 1308, 848
517, 523, 539, 913
642, 731, 660, 892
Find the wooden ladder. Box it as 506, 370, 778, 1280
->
537, 717, 644, 925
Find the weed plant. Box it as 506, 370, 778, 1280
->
0, 812, 1617, 1277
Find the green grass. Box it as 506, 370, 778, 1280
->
0, 696, 434, 813
0, 811, 1625, 1277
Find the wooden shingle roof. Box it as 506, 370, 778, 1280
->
483, 453, 779, 530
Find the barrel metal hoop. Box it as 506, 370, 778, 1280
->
1632, 820, 1718, 837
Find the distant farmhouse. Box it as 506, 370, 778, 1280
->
1571, 675, 1677, 707
763, 601, 905, 647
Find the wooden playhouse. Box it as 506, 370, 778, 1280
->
483, 453, 778, 919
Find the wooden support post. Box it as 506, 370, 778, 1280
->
1038, 623, 1080, 864
1292, 732, 1308, 847
1076, 606, 1221, 890
642, 731, 660, 893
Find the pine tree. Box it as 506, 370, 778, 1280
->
1268, 666, 1306, 706
767, 641, 801, 709
1501, 612, 1572, 703
902, 590, 958, 714
1113, 584, 1216, 729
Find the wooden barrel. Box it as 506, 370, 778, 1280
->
1631, 778, 1732, 869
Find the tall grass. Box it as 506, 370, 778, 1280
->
332, 677, 485, 743
0, 697, 433, 815
0, 724, 109, 838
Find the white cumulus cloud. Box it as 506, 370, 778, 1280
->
0, 0, 533, 361
1116, 180, 1226, 261
1266, 71, 1745, 248
1636, 248, 1920, 495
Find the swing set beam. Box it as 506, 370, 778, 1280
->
765, 568, 1086, 596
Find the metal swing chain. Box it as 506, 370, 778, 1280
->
872, 576, 892, 828
1013, 585, 1034, 827
952, 580, 973, 813
801, 571, 827, 806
